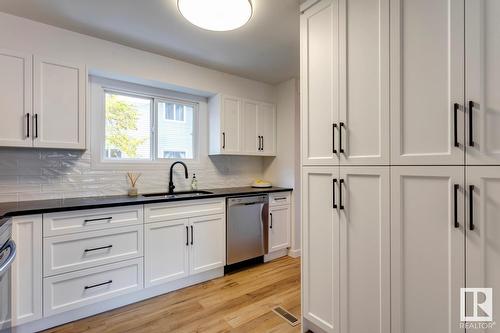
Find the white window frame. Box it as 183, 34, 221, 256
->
90, 77, 200, 170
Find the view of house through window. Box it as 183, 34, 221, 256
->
104, 91, 195, 161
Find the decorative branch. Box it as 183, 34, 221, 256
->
127, 172, 141, 188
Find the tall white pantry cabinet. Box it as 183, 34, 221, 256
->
300, 0, 500, 333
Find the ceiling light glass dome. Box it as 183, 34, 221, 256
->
178, 0, 253, 32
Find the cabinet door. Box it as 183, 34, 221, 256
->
269, 205, 290, 253
221, 95, 241, 153
189, 214, 225, 275
242, 100, 259, 154
257, 102, 276, 155
301, 0, 339, 166
390, 0, 465, 165
338, 0, 390, 165
0, 49, 32, 147
145, 219, 189, 287
11, 215, 42, 325
465, 0, 500, 165
33, 57, 85, 149
338, 167, 390, 333
466, 166, 500, 324
391, 166, 464, 333
302, 166, 339, 333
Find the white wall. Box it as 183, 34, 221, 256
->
0, 12, 280, 202
263, 78, 301, 255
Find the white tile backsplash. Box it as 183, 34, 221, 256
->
0, 148, 264, 203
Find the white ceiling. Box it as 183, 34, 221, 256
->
0, 0, 300, 84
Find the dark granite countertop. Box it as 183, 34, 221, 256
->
0, 186, 292, 220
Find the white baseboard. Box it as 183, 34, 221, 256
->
264, 248, 288, 262
14, 268, 223, 333
288, 248, 301, 258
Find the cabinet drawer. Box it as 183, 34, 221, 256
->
269, 192, 291, 206
43, 225, 143, 277
44, 205, 144, 236
43, 258, 143, 316
145, 199, 225, 224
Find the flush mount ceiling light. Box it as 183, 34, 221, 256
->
178, 0, 252, 32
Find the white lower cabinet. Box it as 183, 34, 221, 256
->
466, 166, 500, 324
11, 215, 43, 326
302, 166, 339, 333
339, 167, 390, 333
189, 214, 225, 275
145, 219, 190, 287
43, 258, 143, 316
269, 205, 291, 253
145, 199, 226, 287
391, 166, 464, 333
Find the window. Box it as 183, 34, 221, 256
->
164, 103, 185, 121
163, 151, 186, 159
103, 90, 196, 162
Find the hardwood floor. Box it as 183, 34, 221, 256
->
43, 256, 301, 333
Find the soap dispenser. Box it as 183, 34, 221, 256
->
191, 173, 198, 191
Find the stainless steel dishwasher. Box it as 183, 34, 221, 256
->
226, 195, 268, 266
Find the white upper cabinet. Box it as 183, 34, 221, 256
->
0, 49, 32, 148
209, 94, 276, 156
466, 166, 500, 323
34, 57, 86, 149
465, 0, 500, 165
391, 166, 464, 333
390, 0, 465, 165
301, 0, 339, 166
338, 0, 389, 165
257, 102, 276, 155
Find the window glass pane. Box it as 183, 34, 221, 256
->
164, 103, 174, 120
157, 101, 194, 159
105, 92, 151, 159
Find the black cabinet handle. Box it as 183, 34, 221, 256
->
84, 280, 112, 290
262, 136, 264, 151
26, 114, 30, 138
339, 179, 345, 210
453, 103, 459, 147
469, 101, 475, 147
186, 226, 189, 246
270, 212, 273, 229
454, 184, 459, 228
469, 185, 475, 230
33, 114, 38, 139
332, 179, 338, 209
257, 136, 261, 150
332, 123, 337, 154
222, 132, 226, 149
339, 122, 345, 154
84, 217, 113, 223
190, 225, 194, 245
84, 245, 113, 253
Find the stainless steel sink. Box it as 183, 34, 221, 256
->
142, 190, 213, 199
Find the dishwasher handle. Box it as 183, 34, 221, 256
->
261, 202, 269, 255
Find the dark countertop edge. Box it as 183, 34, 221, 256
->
0, 187, 293, 220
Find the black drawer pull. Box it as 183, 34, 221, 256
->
26, 114, 30, 138
469, 185, 475, 230
84, 245, 113, 253
190, 225, 194, 245
332, 179, 338, 209
339, 122, 345, 154
274, 197, 287, 201
469, 101, 475, 147
453, 184, 459, 228
453, 103, 459, 147
270, 212, 273, 229
84, 280, 113, 290
332, 123, 338, 154
84, 217, 113, 223
339, 179, 345, 210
